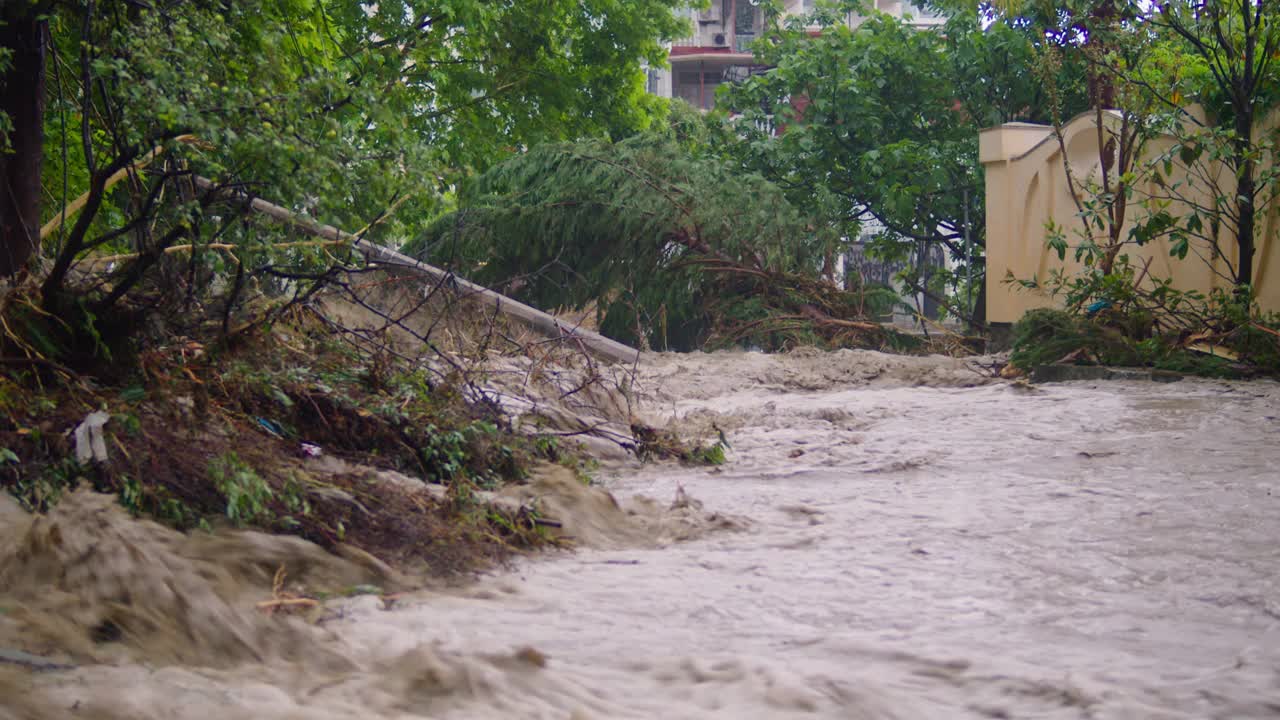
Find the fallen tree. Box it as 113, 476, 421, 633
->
185, 176, 640, 366
407, 133, 913, 352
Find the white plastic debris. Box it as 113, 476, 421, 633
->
300, 442, 323, 458
73, 411, 111, 464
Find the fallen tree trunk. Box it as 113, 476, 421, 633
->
190, 177, 640, 365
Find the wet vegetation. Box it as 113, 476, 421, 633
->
996, 1, 1280, 378
1009, 304, 1280, 379
0, 295, 579, 573
411, 126, 923, 353
0, 0, 699, 578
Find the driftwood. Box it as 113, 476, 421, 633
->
193, 177, 640, 365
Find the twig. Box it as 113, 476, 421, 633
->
1250, 322, 1280, 340
258, 565, 319, 615
37, 135, 203, 240
256, 598, 320, 610
0, 356, 78, 376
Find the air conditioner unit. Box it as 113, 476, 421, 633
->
698, 5, 722, 23
712, 32, 728, 46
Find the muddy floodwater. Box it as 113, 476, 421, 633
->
6, 350, 1280, 719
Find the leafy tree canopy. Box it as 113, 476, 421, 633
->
706, 2, 1088, 323
1, 0, 695, 291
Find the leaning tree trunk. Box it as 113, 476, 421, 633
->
0, 9, 47, 278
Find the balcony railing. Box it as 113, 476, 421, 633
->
672, 31, 739, 50
670, 31, 760, 54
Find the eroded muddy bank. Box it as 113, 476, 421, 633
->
5, 350, 1279, 719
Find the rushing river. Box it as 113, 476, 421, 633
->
7, 350, 1280, 719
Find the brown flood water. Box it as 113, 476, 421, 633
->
3, 350, 1279, 719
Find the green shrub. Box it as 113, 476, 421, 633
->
208, 452, 273, 526
1009, 308, 1138, 369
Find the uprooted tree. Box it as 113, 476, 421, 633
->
407, 129, 906, 352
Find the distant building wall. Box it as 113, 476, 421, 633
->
981, 110, 1280, 325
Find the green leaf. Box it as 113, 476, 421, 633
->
1179, 144, 1202, 167
119, 386, 147, 403
1048, 234, 1068, 261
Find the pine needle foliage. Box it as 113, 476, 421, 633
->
407, 134, 895, 351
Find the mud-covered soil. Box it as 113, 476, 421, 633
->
0, 306, 580, 578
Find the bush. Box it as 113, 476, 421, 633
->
1009, 308, 1139, 370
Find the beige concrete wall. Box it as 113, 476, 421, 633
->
981, 111, 1280, 324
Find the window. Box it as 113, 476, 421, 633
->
735, 1, 760, 33
674, 71, 724, 110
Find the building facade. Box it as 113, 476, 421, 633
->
648, 1, 945, 111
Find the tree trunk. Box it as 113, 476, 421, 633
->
1086, 0, 1118, 110
973, 277, 987, 327
1234, 111, 1256, 288
0, 9, 47, 278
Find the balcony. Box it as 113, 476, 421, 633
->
671, 2, 766, 53
672, 26, 733, 50
672, 35, 710, 49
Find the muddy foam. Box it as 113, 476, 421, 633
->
0, 489, 389, 669
498, 465, 744, 550
640, 347, 996, 401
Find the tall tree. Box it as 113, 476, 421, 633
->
724, 13, 974, 260
1152, 0, 1280, 288
717, 5, 1084, 322
989, 0, 1134, 109
0, 2, 50, 276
